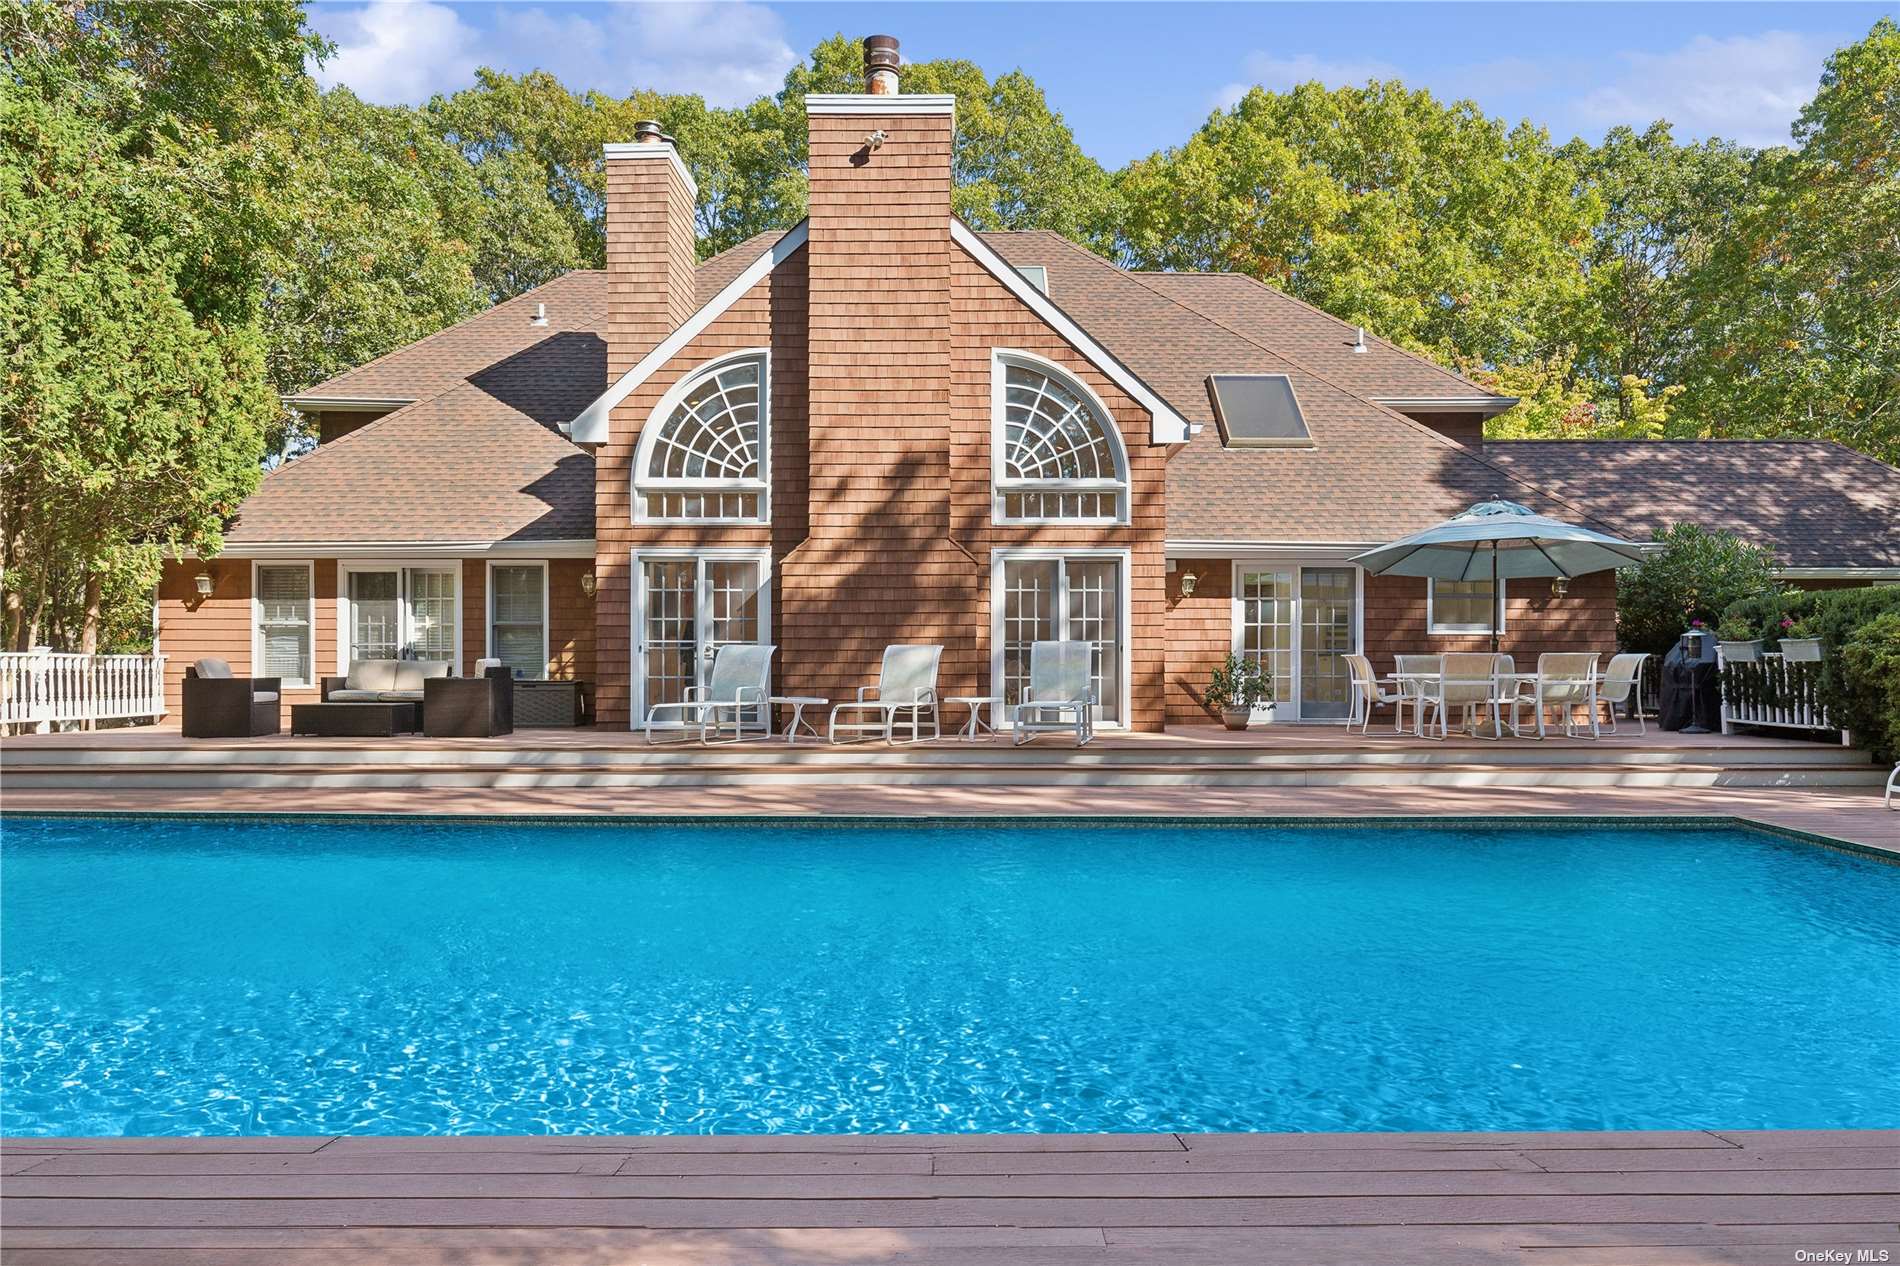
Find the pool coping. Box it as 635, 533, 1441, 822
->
6, 807, 1897, 866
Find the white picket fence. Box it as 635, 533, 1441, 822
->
0, 650, 168, 730
1717, 650, 1841, 739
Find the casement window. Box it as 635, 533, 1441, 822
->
1428, 577, 1505, 635
253, 563, 313, 686
992, 351, 1129, 524
634, 351, 768, 523
488, 563, 548, 680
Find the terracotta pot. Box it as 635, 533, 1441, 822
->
1220, 707, 1250, 731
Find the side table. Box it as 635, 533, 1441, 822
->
946, 695, 1001, 741
771, 695, 828, 744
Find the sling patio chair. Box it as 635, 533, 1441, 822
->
1345, 653, 1407, 734
1419, 652, 1508, 739
1012, 640, 1096, 746
1392, 653, 1443, 736
1514, 652, 1602, 739
828, 644, 943, 744
1595, 652, 1650, 735
643, 643, 776, 744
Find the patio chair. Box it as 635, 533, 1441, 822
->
829, 644, 943, 744
1596, 652, 1650, 735
1516, 652, 1601, 739
181, 658, 281, 739
1422, 652, 1506, 740
1012, 640, 1095, 746
1345, 653, 1406, 734
1888, 763, 1899, 811
1393, 654, 1441, 736
643, 643, 776, 744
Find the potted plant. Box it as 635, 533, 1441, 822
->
1778, 617, 1824, 662
1715, 614, 1762, 662
1206, 653, 1272, 730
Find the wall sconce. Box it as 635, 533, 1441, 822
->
1178, 569, 1199, 598
193, 572, 214, 597
579, 571, 597, 599
1550, 576, 1569, 598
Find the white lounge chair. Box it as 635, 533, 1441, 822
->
1515, 652, 1600, 739
1596, 652, 1650, 735
1345, 653, 1406, 733
643, 643, 776, 744
829, 644, 943, 743
1012, 640, 1095, 746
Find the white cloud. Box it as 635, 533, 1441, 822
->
1214, 51, 1402, 109
1574, 31, 1827, 147
310, 1, 796, 107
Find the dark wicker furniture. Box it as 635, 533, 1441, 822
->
514, 680, 587, 727
289, 701, 421, 737
182, 662, 281, 739
423, 668, 515, 738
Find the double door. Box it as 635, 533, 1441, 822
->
343, 566, 458, 669
1235, 565, 1360, 721
635, 552, 769, 729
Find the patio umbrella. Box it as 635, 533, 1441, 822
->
1349, 500, 1649, 652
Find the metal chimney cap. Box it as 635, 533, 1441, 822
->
633, 119, 666, 144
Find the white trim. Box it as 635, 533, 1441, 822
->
570, 222, 809, 443
990, 349, 1129, 526
952, 220, 1190, 445
632, 348, 771, 525
1373, 396, 1519, 415
1427, 576, 1508, 636
1776, 567, 1900, 581
1174, 543, 1375, 565
630, 547, 774, 731
485, 560, 550, 681
335, 560, 464, 676
1229, 561, 1365, 724
250, 560, 315, 688
804, 93, 957, 115
203, 540, 596, 560
989, 547, 1133, 732
600, 140, 699, 201
280, 395, 413, 412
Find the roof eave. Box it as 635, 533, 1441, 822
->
281, 395, 416, 412
1373, 396, 1519, 416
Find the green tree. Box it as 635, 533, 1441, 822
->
1615, 523, 1782, 659
1, 0, 316, 651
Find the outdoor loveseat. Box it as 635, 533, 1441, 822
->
320, 658, 451, 706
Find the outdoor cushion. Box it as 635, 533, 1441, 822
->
346, 660, 399, 692
251, 690, 279, 703
375, 690, 424, 702
325, 689, 387, 703
194, 658, 234, 679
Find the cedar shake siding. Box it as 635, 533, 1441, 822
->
156, 559, 337, 717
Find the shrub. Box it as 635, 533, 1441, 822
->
1206, 653, 1271, 711
1840, 611, 1900, 763
1616, 524, 1783, 659
1719, 589, 1820, 649
1722, 584, 1900, 755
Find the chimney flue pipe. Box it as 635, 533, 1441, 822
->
863, 35, 900, 94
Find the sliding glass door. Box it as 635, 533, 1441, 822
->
1234, 563, 1361, 721
634, 551, 771, 730
342, 566, 459, 670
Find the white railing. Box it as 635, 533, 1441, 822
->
1717, 650, 1838, 738
0, 649, 168, 730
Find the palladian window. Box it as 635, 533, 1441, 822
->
993, 354, 1128, 524
634, 353, 768, 523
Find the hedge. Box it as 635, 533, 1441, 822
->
1719, 585, 1900, 761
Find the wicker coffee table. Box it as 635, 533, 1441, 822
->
290, 701, 421, 737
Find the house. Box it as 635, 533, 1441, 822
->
154, 38, 1900, 732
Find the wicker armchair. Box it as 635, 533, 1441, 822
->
181, 658, 281, 738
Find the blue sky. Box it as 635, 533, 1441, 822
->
306, 1, 1894, 162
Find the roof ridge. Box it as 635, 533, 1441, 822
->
1145, 269, 1491, 398
1085, 254, 1613, 530
293, 272, 593, 400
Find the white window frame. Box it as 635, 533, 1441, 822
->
629, 546, 774, 730
990, 348, 1130, 526
632, 348, 771, 525
485, 560, 550, 680
335, 560, 464, 675
1228, 559, 1366, 724
1427, 576, 1507, 636
989, 547, 1132, 731
251, 560, 314, 687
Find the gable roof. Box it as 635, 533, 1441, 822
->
1479, 441, 1900, 573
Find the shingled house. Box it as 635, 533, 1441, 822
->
155, 38, 1900, 732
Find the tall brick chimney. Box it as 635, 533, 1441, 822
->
779, 37, 974, 704
601, 121, 697, 379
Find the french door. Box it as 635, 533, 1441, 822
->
341, 566, 459, 670
1234, 563, 1361, 721
993, 552, 1126, 728
634, 550, 770, 730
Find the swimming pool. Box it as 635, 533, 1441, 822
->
3, 815, 1897, 1137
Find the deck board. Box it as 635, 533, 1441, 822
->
5, 1131, 1895, 1264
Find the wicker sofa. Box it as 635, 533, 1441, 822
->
182, 658, 281, 738
320, 659, 452, 706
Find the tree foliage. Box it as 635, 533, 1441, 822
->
1614, 524, 1783, 659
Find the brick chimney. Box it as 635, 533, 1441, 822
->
780, 36, 971, 703
602, 121, 697, 379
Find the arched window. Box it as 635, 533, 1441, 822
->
992, 352, 1128, 523
634, 352, 768, 523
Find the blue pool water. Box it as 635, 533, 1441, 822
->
3, 815, 1898, 1137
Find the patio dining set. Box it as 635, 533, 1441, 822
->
1347, 650, 1648, 740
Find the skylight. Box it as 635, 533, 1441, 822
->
1206, 374, 1312, 448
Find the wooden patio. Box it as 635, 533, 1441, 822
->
5, 1128, 1897, 1264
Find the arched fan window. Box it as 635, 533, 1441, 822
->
992, 352, 1128, 523
634, 352, 769, 523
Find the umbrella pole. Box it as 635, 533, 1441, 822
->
1491, 545, 1500, 655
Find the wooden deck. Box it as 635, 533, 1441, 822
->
5, 1130, 1896, 1264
